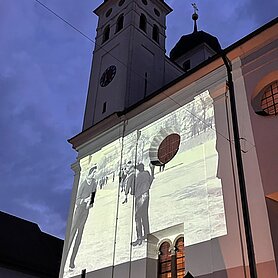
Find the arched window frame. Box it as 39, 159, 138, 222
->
139, 13, 147, 33
260, 80, 278, 116
102, 25, 110, 44
174, 237, 185, 278
158, 241, 172, 278
115, 14, 124, 33
152, 24, 159, 43
118, 0, 125, 6
251, 72, 278, 116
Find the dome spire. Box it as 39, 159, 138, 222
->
191, 3, 199, 33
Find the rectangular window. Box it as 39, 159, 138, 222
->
102, 102, 107, 113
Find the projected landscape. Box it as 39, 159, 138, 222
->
63, 91, 227, 277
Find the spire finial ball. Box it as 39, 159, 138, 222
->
192, 13, 198, 21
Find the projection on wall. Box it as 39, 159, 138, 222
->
63, 91, 227, 277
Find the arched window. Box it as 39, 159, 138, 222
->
158, 238, 185, 278
152, 24, 159, 43
260, 80, 278, 116
105, 8, 112, 17
158, 242, 172, 278
252, 80, 278, 116
118, 0, 125, 6
116, 14, 124, 33
102, 25, 110, 44
175, 237, 185, 278
139, 14, 147, 33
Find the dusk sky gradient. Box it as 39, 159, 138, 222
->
0, 0, 277, 239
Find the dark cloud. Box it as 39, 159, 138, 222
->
0, 0, 97, 238
166, 0, 277, 51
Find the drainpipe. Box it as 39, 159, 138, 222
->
221, 52, 258, 278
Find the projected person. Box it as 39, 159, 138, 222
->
120, 167, 127, 192
122, 161, 136, 203
67, 165, 98, 269
130, 163, 153, 246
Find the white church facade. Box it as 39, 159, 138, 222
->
59, 1, 278, 277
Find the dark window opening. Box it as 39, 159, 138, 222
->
116, 14, 124, 33
102, 102, 107, 114
142, 0, 148, 5
105, 8, 112, 17
139, 14, 147, 33
81, 269, 86, 278
154, 8, 161, 17
102, 25, 110, 44
152, 24, 159, 43
183, 60, 191, 72
144, 72, 148, 97
118, 0, 125, 6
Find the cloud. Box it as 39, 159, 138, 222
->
16, 199, 68, 238
0, 0, 276, 239
0, 0, 95, 238
166, 0, 277, 51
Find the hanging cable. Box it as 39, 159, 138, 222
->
127, 130, 141, 278
111, 119, 127, 278
224, 91, 248, 278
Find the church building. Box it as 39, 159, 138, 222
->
59, 1, 278, 277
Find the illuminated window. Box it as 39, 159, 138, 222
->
158, 238, 185, 278
175, 237, 185, 278
116, 14, 124, 33
102, 25, 110, 43
139, 14, 147, 33
158, 242, 172, 278
157, 134, 180, 164
261, 80, 278, 116
152, 24, 159, 43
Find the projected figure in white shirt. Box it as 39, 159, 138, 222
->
67, 165, 98, 270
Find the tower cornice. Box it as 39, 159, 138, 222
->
94, 0, 172, 16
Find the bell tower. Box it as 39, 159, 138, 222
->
83, 0, 172, 129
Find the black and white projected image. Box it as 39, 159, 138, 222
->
63, 91, 227, 277
64, 139, 121, 277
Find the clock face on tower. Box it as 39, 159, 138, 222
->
100, 65, 117, 87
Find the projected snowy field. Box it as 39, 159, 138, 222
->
63, 91, 227, 277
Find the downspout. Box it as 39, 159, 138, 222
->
221, 52, 258, 278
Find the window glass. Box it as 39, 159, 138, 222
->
159, 242, 172, 278
261, 80, 278, 116
102, 25, 110, 43
183, 60, 191, 72
105, 8, 112, 17
139, 14, 147, 32
152, 24, 159, 43
119, 0, 125, 6
116, 14, 124, 33
154, 8, 160, 16
175, 237, 185, 278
